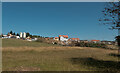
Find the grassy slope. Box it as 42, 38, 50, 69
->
2, 39, 58, 47
2, 39, 119, 71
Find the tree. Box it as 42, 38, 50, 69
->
99, 2, 120, 43
99, 2, 120, 28
10, 30, 13, 35
26, 32, 30, 37
7, 32, 10, 36
16, 33, 20, 36
13, 32, 15, 35
99, 2, 119, 28
99, 2, 120, 56
29, 35, 32, 38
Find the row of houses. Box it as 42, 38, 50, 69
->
45, 35, 115, 45
46, 35, 115, 45
2, 34, 20, 39
1, 32, 38, 41
53, 35, 80, 42
80, 40, 116, 45
2, 32, 27, 39
1, 32, 116, 45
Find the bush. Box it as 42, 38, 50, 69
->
70, 41, 107, 49
36, 38, 45, 43
54, 42, 57, 44
115, 36, 120, 46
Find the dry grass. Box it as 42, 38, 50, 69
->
2, 46, 84, 52
2, 39, 59, 47
2, 39, 120, 71
2, 46, 119, 71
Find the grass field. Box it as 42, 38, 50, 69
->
2, 39, 120, 71
2, 39, 59, 47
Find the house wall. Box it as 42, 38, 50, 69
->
23, 32, 26, 38
20, 32, 22, 38
54, 38, 59, 41
60, 36, 68, 41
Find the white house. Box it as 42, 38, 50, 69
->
23, 32, 26, 38
68, 38, 80, 42
2, 35, 9, 39
54, 37, 59, 41
20, 32, 23, 38
59, 35, 68, 41
16, 36, 20, 39
20, 32, 26, 38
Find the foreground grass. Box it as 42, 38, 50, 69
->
2, 39, 120, 71
3, 47, 119, 71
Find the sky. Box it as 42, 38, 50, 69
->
2, 2, 118, 41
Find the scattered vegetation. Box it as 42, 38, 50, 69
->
115, 36, 120, 46
109, 53, 120, 58
36, 38, 45, 43
69, 41, 107, 49
36, 37, 59, 45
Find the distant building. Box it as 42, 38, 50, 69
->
80, 40, 89, 43
16, 36, 20, 39
59, 35, 68, 41
54, 37, 59, 41
26, 36, 31, 39
91, 40, 100, 43
3, 35, 7, 37
26, 37, 38, 41
2, 35, 9, 38
20, 32, 23, 38
45, 37, 49, 40
69, 38, 80, 42
101, 40, 115, 45
20, 32, 26, 38
23, 32, 26, 38
50, 37, 54, 40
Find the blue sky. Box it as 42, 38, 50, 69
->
2, 2, 117, 41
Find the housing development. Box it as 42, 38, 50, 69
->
1, 31, 116, 46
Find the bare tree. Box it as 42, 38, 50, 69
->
99, 2, 120, 56
99, 2, 119, 28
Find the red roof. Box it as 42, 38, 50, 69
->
59, 35, 68, 38
55, 37, 59, 39
59, 35, 62, 37
70, 38, 80, 41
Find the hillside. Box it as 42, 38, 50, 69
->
2, 38, 120, 71
2, 39, 58, 47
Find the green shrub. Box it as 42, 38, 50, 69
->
36, 38, 45, 43
71, 42, 107, 49
115, 36, 120, 46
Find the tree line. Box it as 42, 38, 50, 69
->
1, 30, 42, 38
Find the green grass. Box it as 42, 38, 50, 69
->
2, 39, 58, 47
2, 38, 120, 71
